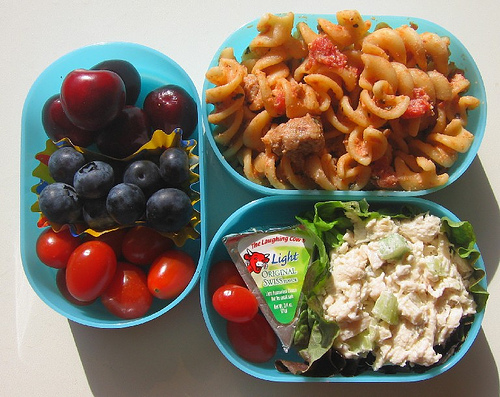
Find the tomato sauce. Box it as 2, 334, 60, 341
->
402, 88, 433, 119
306, 35, 348, 70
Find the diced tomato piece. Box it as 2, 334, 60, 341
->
402, 88, 433, 119
272, 87, 286, 115
306, 35, 348, 70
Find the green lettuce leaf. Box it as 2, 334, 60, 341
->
441, 217, 489, 312
276, 298, 339, 375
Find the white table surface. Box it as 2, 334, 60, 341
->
2, 1, 499, 396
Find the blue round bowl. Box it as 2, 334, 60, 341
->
20, 42, 203, 328
200, 195, 487, 382
202, 14, 487, 197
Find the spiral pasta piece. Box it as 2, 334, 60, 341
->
360, 86, 410, 120
276, 77, 322, 118
279, 155, 318, 189
427, 118, 475, 153
317, 18, 355, 49
409, 139, 457, 168
304, 154, 337, 190
335, 9, 371, 46
207, 87, 245, 126
213, 107, 244, 146
242, 109, 272, 151
395, 25, 427, 70
239, 147, 267, 185
264, 152, 290, 189
347, 126, 389, 166
362, 27, 407, 64
303, 73, 344, 111
395, 153, 449, 191
336, 153, 372, 190
359, 54, 400, 92
250, 12, 295, 50
206, 56, 247, 148
421, 32, 450, 74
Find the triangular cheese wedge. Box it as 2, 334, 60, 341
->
223, 226, 314, 351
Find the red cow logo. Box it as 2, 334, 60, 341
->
244, 249, 270, 274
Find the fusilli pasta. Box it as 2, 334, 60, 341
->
205, 11, 481, 191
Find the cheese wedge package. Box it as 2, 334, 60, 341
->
223, 226, 315, 351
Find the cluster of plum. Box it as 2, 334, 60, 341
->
42, 59, 198, 157
38, 59, 198, 234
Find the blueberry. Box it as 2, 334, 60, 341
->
146, 188, 193, 233
82, 198, 117, 230
38, 182, 81, 224
123, 160, 164, 197
48, 147, 86, 185
159, 147, 190, 187
73, 161, 114, 199
106, 183, 146, 225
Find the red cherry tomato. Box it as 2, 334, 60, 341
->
208, 259, 245, 295
36, 228, 81, 269
226, 313, 278, 363
122, 226, 173, 265
85, 228, 128, 259
212, 285, 258, 323
147, 250, 195, 300
56, 269, 96, 306
101, 262, 153, 319
66, 241, 117, 302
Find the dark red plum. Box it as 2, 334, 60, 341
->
92, 59, 141, 106
143, 84, 197, 137
96, 106, 151, 159
42, 94, 97, 147
61, 69, 126, 131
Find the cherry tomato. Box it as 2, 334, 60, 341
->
36, 228, 81, 269
208, 259, 245, 295
85, 228, 128, 259
56, 269, 96, 306
66, 241, 117, 302
147, 250, 195, 300
101, 262, 153, 319
226, 313, 277, 363
122, 226, 173, 265
212, 285, 258, 323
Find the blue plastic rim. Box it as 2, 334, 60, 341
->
201, 14, 487, 198
200, 195, 487, 382
20, 41, 203, 328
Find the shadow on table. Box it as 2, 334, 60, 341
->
69, 294, 497, 397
